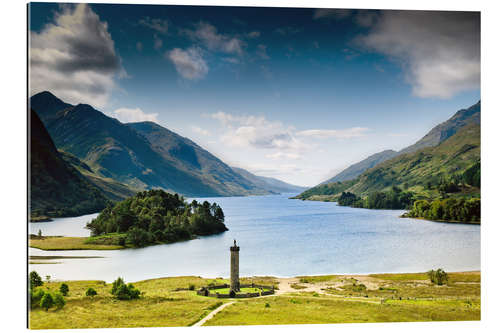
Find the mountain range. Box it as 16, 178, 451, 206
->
321, 101, 481, 184
296, 101, 480, 201
29, 91, 304, 209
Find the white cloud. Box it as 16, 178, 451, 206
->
30, 3, 123, 108
166, 47, 208, 80
138, 17, 168, 34
265, 152, 302, 160
191, 125, 211, 136
211, 111, 307, 151
297, 127, 369, 139
357, 11, 480, 99
182, 22, 245, 56
111, 107, 159, 123
210, 111, 368, 153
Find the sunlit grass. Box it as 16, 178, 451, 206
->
29, 236, 124, 250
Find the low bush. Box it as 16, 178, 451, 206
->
59, 283, 69, 296
428, 269, 448, 285
85, 288, 97, 297
110, 277, 141, 300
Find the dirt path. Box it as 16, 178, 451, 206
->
192, 302, 235, 327
275, 277, 344, 295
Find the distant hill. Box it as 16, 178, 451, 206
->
295, 123, 480, 201
29, 109, 110, 218
30, 91, 289, 197
318, 101, 481, 184
322, 150, 398, 184
231, 167, 307, 194
127, 121, 270, 196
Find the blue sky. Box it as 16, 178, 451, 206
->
29, 3, 480, 186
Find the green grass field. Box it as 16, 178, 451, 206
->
29, 272, 480, 329
29, 236, 124, 250
205, 295, 479, 325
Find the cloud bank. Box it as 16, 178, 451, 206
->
30, 4, 123, 108
210, 111, 369, 155
357, 11, 480, 98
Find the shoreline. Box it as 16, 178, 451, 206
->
26, 268, 481, 284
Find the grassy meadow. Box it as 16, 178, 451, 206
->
29, 236, 124, 250
29, 272, 480, 329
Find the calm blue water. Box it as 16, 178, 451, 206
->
29, 193, 480, 282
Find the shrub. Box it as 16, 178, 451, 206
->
189, 284, 195, 290
111, 277, 125, 295
54, 292, 66, 309
111, 277, 140, 300
352, 283, 367, 292
59, 283, 69, 296
40, 293, 54, 311
265, 302, 270, 308
85, 287, 97, 297
30, 288, 45, 309
428, 268, 448, 285
30, 271, 43, 289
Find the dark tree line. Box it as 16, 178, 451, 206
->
337, 186, 413, 210
408, 197, 480, 223
86, 189, 227, 247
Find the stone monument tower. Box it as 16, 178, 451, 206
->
230, 239, 240, 292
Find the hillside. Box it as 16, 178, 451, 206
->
60, 151, 136, 201
30, 91, 280, 197
322, 150, 398, 184
295, 123, 480, 202
29, 109, 110, 218
127, 121, 269, 196
399, 101, 480, 155
320, 101, 480, 183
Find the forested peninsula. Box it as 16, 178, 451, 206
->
85, 189, 228, 247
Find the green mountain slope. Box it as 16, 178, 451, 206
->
29, 109, 110, 218
322, 150, 398, 184
231, 167, 307, 193
295, 123, 480, 201
320, 101, 480, 184
60, 151, 136, 201
127, 121, 270, 196
399, 101, 480, 155
30, 91, 279, 197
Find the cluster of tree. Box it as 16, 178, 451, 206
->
424, 162, 480, 194
462, 162, 480, 188
337, 187, 414, 210
337, 192, 364, 208
29, 271, 66, 311
407, 197, 480, 223
86, 189, 228, 247
427, 268, 448, 285
111, 277, 141, 300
